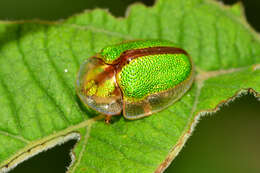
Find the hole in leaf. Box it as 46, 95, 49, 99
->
9, 139, 78, 173
165, 93, 260, 173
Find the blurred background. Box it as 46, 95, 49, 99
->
0, 0, 259, 172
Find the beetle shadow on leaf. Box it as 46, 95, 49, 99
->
110, 114, 123, 124
75, 94, 124, 123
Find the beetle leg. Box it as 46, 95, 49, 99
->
143, 102, 152, 116
105, 115, 112, 124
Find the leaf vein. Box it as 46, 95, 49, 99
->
0, 78, 23, 135
65, 24, 134, 40
192, 11, 203, 64
0, 129, 29, 143
16, 25, 71, 127
214, 17, 223, 68
71, 125, 92, 173
91, 135, 155, 167
43, 26, 86, 122
177, 1, 186, 46
68, 28, 80, 68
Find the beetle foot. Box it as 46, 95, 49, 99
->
105, 115, 112, 124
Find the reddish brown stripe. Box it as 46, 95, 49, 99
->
114, 46, 188, 72
89, 57, 115, 84
83, 57, 116, 94
86, 46, 188, 94
94, 65, 115, 84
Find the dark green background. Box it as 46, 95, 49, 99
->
0, 0, 259, 172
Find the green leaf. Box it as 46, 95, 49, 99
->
0, 0, 259, 172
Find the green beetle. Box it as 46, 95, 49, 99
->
76, 40, 194, 123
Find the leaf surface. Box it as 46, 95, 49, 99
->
0, 0, 259, 172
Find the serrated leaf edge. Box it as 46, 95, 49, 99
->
155, 65, 260, 173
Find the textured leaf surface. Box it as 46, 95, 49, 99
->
0, 0, 259, 172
